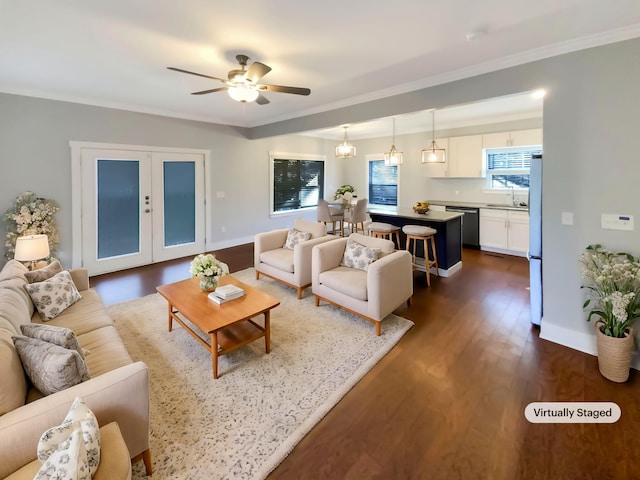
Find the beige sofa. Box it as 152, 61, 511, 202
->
0, 260, 151, 478
255, 218, 335, 298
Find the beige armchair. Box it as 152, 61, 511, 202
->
312, 233, 413, 335
255, 219, 334, 298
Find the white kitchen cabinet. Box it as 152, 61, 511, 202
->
480, 208, 529, 256
426, 135, 484, 178
482, 128, 542, 148
480, 209, 508, 249
507, 210, 530, 253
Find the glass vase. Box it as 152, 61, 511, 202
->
199, 276, 218, 292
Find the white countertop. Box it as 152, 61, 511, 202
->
428, 199, 529, 212
369, 208, 464, 222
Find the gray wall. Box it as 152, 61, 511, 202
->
1, 36, 639, 363
0, 94, 343, 267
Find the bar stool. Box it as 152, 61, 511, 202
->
367, 222, 401, 250
402, 225, 439, 286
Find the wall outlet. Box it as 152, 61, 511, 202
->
221, 226, 226, 233
216, 191, 225, 198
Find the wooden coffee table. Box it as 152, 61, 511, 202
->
156, 275, 280, 379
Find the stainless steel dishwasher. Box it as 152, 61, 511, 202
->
445, 206, 480, 248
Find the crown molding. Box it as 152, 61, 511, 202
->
251, 24, 640, 128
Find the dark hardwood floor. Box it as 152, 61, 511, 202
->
91, 246, 640, 480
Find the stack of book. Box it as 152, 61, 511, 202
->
208, 284, 245, 304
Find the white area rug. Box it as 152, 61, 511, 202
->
109, 268, 413, 479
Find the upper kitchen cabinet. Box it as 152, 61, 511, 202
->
426, 134, 484, 178
482, 128, 542, 149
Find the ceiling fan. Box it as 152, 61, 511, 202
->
167, 54, 311, 105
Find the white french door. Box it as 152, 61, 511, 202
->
80, 148, 205, 275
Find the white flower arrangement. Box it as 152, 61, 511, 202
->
189, 253, 229, 279
4, 191, 60, 261
580, 244, 640, 337
334, 185, 356, 202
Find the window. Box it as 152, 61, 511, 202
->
270, 153, 325, 214
368, 159, 397, 207
485, 146, 542, 189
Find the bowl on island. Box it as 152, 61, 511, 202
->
412, 201, 430, 214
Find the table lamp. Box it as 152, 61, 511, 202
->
14, 234, 50, 270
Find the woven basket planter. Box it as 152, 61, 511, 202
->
595, 321, 635, 383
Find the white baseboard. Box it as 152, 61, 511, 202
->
437, 261, 462, 277
480, 246, 527, 258
206, 234, 254, 253
540, 321, 640, 370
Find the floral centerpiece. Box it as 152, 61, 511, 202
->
580, 244, 640, 381
334, 185, 356, 205
3, 191, 60, 261
190, 253, 229, 291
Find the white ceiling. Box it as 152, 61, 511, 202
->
1, 0, 639, 132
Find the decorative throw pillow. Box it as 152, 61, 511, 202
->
24, 260, 63, 284
25, 270, 82, 321
36, 396, 101, 479
12, 336, 91, 395
284, 228, 311, 249
340, 238, 381, 271
20, 323, 86, 360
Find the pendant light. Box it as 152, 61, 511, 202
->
421, 109, 446, 163
335, 126, 356, 158
384, 118, 403, 166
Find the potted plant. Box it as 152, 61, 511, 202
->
580, 244, 640, 382
190, 253, 229, 292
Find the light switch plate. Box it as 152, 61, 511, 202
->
561, 211, 574, 225
216, 191, 225, 198
601, 214, 634, 231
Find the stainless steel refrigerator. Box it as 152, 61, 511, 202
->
528, 154, 543, 325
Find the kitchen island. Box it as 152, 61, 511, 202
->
369, 208, 463, 276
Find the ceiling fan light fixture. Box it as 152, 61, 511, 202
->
421, 109, 446, 164
384, 118, 403, 166
335, 126, 356, 158
228, 84, 259, 103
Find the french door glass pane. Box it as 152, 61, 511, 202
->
163, 161, 196, 247
97, 160, 140, 259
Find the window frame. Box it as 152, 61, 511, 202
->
269, 152, 326, 217
366, 154, 398, 210
484, 145, 542, 191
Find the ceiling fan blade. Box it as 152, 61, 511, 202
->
246, 62, 272, 83
191, 87, 228, 95
255, 94, 270, 105
167, 67, 226, 82
262, 84, 311, 96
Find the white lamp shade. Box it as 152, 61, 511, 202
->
421, 142, 446, 163
228, 85, 259, 103
335, 141, 356, 158
384, 146, 403, 166
14, 234, 50, 261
